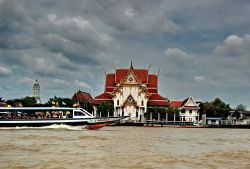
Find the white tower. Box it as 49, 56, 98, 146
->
33, 80, 41, 103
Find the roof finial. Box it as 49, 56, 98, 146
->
112, 63, 117, 70
130, 60, 133, 69
102, 66, 107, 75
157, 67, 160, 76
148, 64, 151, 71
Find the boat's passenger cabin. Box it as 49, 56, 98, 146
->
0, 107, 94, 119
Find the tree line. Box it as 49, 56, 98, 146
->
0, 96, 246, 119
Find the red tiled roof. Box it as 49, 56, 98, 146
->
147, 101, 169, 106
147, 88, 158, 93
106, 74, 115, 86
92, 92, 112, 105
148, 94, 170, 106
105, 87, 115, 93
72, 91, 93, 102
95, 92, 112, 99
115, 69, 148, 83
148, 74, 157, 87
92, 99, 112, 105
170, 100, 183, 108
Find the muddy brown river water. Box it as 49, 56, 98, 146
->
0, 126, 249, 169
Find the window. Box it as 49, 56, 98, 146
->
189, 110, 192, 114
141, 100, 144, 106
117, 100, 119, 106
74, 111, 85, 116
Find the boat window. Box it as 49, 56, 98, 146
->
74, 111, 85, 116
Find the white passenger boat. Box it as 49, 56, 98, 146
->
0, 107, 126, 130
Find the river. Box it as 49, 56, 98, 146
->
0, 126, 249, 169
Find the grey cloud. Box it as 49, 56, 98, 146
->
0, 65, 12, 77
0, 0, 250, 108
215, 34, 250, 57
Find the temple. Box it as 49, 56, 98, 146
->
92, 63, 170, 121
33, 80, 41, 103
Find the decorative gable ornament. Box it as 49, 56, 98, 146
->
122, 95, 139, 108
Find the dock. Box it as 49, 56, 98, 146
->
145, 120, 193, 127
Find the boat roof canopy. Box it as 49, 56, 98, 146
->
0, 107, 81, 111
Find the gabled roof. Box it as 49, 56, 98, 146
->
92, 92, 112, 105
148, 94, 170, 106
115, 69, 148, 84
171, 100, 183, 108
122, 94, 139, 108
72, 90, 93, 103
170, 97, 200, 109
120, 67, 141, 85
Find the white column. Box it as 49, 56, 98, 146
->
166, 112, 168, 121
150, 112, 152, 120
174, 113, 176, 121
93, 106, 97, 117
158, 112, 160, 121
141, 108, 144, 122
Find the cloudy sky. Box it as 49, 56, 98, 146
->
0, 0, 250, 108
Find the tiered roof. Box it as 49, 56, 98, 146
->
93, 65, 169, 106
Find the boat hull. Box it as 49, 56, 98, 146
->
0, 117, 123, 129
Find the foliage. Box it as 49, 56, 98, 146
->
200, 98, 231, 119
97, 102, 114, 117
232, 104, 247, 119
236, 104, 246, 111
78, 100, 94, 114
6, 96, 37, 107
45, 96, 75, 107
166, 106, 180, 121
0, 97, 5, 102
166, 106, 180, 115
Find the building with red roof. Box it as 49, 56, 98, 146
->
170, 97, 200, 122
93, 62, 170, 121
72, 90, 94, 103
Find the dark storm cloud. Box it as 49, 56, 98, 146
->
0, 0, 250, 108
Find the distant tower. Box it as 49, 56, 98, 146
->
33, 80, 41, 103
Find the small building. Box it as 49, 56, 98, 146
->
206, 117, 222, 125
171, 97, 200, 122
228, 110, 250, 125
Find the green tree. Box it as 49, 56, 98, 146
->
236, 104, 246, 111
78, 100, 94, 114
232, 104, 246, 119
97, 102, 114, 117
6, 97, 37, 107
200, 98, 231, 119
20, 96, 37, 107
45, 96, 75, 107
166, 106, 180, 121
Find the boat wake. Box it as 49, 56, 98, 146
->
0, 124, 88, 131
